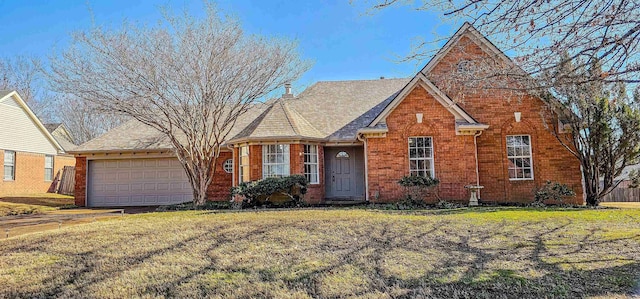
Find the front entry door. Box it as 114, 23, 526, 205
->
326, 147, 364, 199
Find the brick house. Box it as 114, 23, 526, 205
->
0, 91, 76, 195
70, 23, 583, 207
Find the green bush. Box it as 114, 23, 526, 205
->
532, 181, 576, 207
156, 201, 231, 211
231, 175, 308, 208
398, 175, 440, 188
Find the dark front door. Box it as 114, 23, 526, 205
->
325, 147, 364, 199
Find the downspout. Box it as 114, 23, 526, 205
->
357, 133, 369, 201
473, 131, 483, 199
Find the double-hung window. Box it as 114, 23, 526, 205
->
45, 155, 54, 181
262, 144, 290, 178
239, 146, 250, 183
408, 137, 434, 178
303, 145, 319, 184
506, 135, 533, 180
4, 150, 15, 181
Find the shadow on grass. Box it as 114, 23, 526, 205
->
1, 212, 639, 298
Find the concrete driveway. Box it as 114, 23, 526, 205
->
0, 207, 156, 239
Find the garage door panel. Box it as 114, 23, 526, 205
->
88, 158, 192, 207
157, 171, 170, 179
131, 171, 144, 180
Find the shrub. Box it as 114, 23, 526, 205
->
435, 200, 464, 209
156, 201, 231, 211
396, 175, 440, 208
532, 181, 576, 207
231, 175, 308, 208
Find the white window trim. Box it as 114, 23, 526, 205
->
44, 155, 54, 181
262, 144, 290, 178
4, 150, 15, 181
303, 144, 319, 184
506, 135, 534, 181
408, 137, 435, 178
223, 159, 233, 174
239, 146, 250, 184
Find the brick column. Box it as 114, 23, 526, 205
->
249, 144, 262, 181
289, 144, 304, 175
74, 156, 87, 206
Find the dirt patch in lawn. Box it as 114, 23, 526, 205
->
1, 208, 640, 298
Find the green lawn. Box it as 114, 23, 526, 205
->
1, 208, 640, 298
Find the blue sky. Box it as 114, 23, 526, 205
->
0, 0, 460, 92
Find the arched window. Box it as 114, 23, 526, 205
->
336, 151, 349, 158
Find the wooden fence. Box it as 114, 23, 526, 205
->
600, 188, 640, 202
56, 166, 75, 196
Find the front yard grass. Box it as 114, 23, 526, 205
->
1, 208, 639, 298
0, 194, 74, 216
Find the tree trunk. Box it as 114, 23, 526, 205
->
184, 164, 211, 206
191, 181, 208, 206
585, 193, 599, 206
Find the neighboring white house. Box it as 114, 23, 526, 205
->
0, 90, 76, 195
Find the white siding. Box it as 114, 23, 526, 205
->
0, 95, 58, 155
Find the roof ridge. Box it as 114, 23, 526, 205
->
279, 101, 299, 135
283, 103, 325, 137
314, 77, 411, 84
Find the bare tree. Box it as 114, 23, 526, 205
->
0, 56, 56, 121
365, 0, 640, 86
541, 58, 640, 206
48, 5, 310, 205
57, 96, 128, 145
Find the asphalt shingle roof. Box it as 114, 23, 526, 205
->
72, 78, 411, 152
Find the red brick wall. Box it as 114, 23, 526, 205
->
74, 156, 87, 206
366, 86, 477, 203
249, 145, 262, 181
289, 144, 325, 204
425, 34, 583, 204
206, 152, 233, 201
0, 150, 75, 196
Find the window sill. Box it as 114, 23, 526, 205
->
509, 178, 534, 181
3, 179, 15, 182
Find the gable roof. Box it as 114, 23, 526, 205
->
420, 22, 518, 76
44, 123, 77, 152
368, 73, 479, 127
0, 90, 65, 153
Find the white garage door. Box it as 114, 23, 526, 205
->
88, 158, 192, 207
